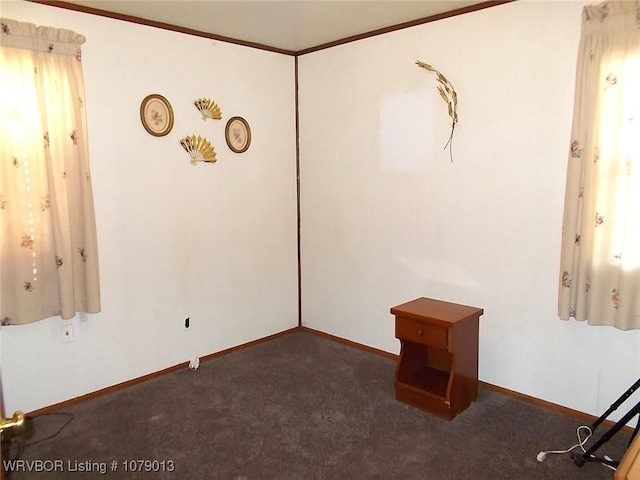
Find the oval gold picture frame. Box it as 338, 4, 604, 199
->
225, 116, 251, 153
140, 94, 174, 137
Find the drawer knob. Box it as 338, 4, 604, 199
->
417, 330, 423, 335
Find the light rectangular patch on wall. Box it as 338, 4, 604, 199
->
379, 90, 433, 174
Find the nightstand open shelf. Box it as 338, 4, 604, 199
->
398, 365, 450, 398
391, 297, 483, 420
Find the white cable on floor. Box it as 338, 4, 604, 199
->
536, 425, 592, 461
536, 425, 617, 471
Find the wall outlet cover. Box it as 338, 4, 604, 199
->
62, 323, 74, 343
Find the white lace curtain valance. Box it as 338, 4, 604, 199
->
1, 18, 85, 54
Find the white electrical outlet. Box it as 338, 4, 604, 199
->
62, 323, 74, 343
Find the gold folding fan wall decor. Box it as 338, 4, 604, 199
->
180, 135, 217, 165
194, 98, 222, 120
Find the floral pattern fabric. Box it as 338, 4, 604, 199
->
559, 1, 640, 330
0, 18, 100, 325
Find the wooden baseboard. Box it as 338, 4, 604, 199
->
299, 326, 634, 434
299, 326, 398, 360
28, 324, 633, 436
27, 326, 300, 417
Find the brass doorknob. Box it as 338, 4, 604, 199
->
1, 411, 25, 434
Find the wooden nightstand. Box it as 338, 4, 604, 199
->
391, 297, 483, 420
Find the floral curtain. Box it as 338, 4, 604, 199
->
559, 1, 640, 330
0, 18, 100, 326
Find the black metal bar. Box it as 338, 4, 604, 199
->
575, 400, 640, 466
591, 378, 640, 430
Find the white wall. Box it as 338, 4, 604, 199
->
1, 1, 298, 414
298, 0, 640, 420
3, 0, 640, 423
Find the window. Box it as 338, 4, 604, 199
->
558, 2, 640, 330
0, 18, 100, 326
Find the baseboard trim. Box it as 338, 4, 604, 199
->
299, 326, 398, 360
27, 326, 300, 417
28, 324, 632, 435
300, 326, 633, 434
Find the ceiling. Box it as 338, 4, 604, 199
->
57, 0, 488, 53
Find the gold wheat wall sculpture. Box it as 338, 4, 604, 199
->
416, 60, 458, 162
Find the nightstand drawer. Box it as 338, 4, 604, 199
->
395, 317, 448, 350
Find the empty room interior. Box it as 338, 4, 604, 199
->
2, 0, 640, 477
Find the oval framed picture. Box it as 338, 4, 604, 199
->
140, 94, 174, 137
225, 116, 251, 153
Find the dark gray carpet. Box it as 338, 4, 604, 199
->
3, 331, 631, 479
